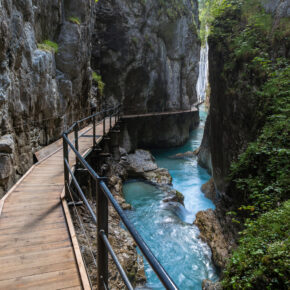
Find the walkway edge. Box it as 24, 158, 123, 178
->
61, 189, 91, 290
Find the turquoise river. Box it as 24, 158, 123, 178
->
123, 106, 218, 289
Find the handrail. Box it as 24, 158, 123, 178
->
62, 104, 178, 290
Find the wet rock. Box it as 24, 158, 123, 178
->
127, 149, 158, 174
169, 150, 197, 159
202, 279, 222, 290
194, 209, 230, 269
143, 168, 172, 186
201, 178, 216, 202
197, 116, 212, 174
163, 188, 184, 205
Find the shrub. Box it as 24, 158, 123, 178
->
222, 201, 290, 289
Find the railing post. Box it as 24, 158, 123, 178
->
74, 123, 79, 168
63, 134, 69, 197
97, 180, 108, 290
103, 112, 106, 136
93, 115, 96, 148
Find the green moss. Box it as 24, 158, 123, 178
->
92, 71, 105, 96
37, 40, 59, 53
68, 16, 81, 25
175, 190, 184, 203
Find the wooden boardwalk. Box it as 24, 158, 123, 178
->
0, 118, 114, 289
122, 105, 199, 119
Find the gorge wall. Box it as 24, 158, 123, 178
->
199, 0, 290, 199
197, 1, 289, 286
0, 0, 95, 197
92, 0, 200, 151
93, 0, 200, 113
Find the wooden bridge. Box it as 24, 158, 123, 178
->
0, 117, 116, 289
121, 103, 202, 119
0, 104, 199, 289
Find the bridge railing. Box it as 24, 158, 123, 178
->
62, 105, 178, 290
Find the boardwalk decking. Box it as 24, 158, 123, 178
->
0, 118, 114, 289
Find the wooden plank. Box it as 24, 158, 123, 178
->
0, 208, 63, 219
0, 247, 75, 269
0, 239, 71, 258
2, 200, 61, 211
0, 221, 66, 236
0, 261, 77, 282
0, 227, 69, 244
0, 223, 67, 238
0, 214, 65, 228
0, 268, 81, 289
0, 232, 70, 250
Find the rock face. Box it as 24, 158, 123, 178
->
120, 111, 200, 151
194, 209, 231, 269
197, 115, 212, 174
0, 0, 94, 197
93, 0, 200, 149
93, 0, 200, 113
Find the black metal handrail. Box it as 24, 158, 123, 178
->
62, 105, 178, 290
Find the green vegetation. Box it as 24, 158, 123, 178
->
223, 201, 290, 289
92, 71, 105, 96
37, 40, 59, 53
202, 0, 290, 288
68, 16, 81, 25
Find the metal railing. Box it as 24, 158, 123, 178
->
62, 105, 178, 290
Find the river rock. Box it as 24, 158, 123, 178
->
202, 279, 222, 290
127, 149, 158, 174
163, 188, 184, 205
169, 150, 198, 159
201, 178, 216, 202
143, 168, 172, 186
194, 209, 230, 269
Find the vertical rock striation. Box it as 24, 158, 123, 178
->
93, 0, 200, 113
0, 0, 94, 197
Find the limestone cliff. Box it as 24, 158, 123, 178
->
93, 0, 200, 114
0, 0, 94, 197
92, 0, 201, 150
